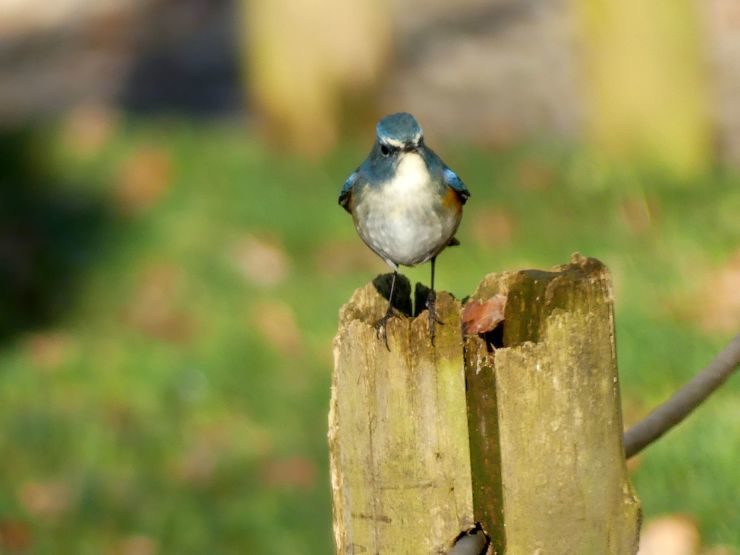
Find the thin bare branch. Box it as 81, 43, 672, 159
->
624, 334, 740, 459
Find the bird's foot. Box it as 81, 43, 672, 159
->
426, 290, 444, 342
374, 309, 397, 350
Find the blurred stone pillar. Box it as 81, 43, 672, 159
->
241, 0, 391, 157
705, 0, 740, 167
572, 0, 712, 178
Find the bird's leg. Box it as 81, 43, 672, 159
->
375, 271, 398, 350
426, 257, 444, 340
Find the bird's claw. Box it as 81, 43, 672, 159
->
426, 290, 444, 342
375, 310, 396, 351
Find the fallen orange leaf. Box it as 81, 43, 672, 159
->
462, 295, 507, 335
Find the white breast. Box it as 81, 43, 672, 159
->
354, 152, 461, 268
387, 152, 430, 199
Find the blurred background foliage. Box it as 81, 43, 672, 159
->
0, 0, 738, 553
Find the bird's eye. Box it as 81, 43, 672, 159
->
380, 144, 390, 156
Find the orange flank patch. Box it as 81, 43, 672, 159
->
442, 187, 463, 214
347, 190, 355, 212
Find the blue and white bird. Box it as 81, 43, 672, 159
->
338, 112, 470, 343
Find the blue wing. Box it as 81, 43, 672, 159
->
338, 170, 359, 213
443, 167, 470, 205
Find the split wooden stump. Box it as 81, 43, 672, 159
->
329, 254, 641, 554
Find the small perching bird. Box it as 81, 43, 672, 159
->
338, 112, 470, 345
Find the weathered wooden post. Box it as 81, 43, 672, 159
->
329, 254, 641, 554
329, 275, 475, 553
464, 255, 641, 554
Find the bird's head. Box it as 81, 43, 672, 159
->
374, 112, 423, 157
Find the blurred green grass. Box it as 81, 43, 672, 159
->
0, 119, 738, 553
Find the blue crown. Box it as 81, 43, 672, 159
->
375, 112, 423, 147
